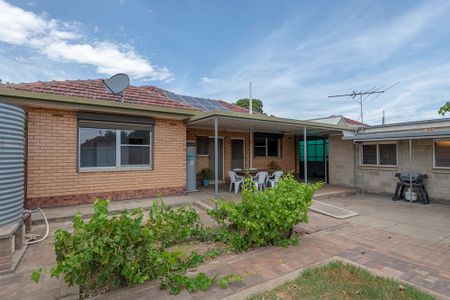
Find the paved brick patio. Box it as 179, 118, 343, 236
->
1, 192, 449, 300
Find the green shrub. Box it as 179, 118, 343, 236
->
208, 174, 321, 250
32, 199, 239, 297
147, 200, 206, 248
52, 200, 160, 288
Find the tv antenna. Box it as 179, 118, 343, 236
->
103, 73, 130, 102
328, 82, 399, 128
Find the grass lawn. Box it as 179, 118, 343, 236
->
249, 261, 435, 300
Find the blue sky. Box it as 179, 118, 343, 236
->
1, 0, 450, 124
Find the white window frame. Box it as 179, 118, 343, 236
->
433, 138, 450, 169
360, 141, 398, 167
78, 126, 153, 172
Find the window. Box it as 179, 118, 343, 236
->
79, 123, 153, 170
120, 130, 151, 166
361, 143, 397, 166
362, 144, 377, 165
254, 133, 282, 157
434, 140, 450, 168
196, 136, 209, 155
379, 144, 397, 165
80, 127, 116, 168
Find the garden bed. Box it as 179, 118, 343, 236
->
32, 174, 320, 298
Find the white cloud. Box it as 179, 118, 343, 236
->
169, 1, 450, 124
0, 0, 171, 81
199, 76, 218, 84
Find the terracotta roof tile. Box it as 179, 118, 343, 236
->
217, 100, 251, 113
343, 117, 369, 127
6, 79, 199, 111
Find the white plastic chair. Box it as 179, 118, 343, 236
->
228, 171, 243, 193
232, 168, 243, 172
268, 171, 284, 188
253, 171, 268, 191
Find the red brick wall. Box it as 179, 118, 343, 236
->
26, 108, 186, 208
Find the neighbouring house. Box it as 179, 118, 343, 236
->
310, 114, 368, 128
0, 79, 449, 210
327, 118, 450, 202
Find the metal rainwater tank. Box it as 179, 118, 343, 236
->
0, 102, 25, 227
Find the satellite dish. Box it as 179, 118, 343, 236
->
104, 73, 130, 95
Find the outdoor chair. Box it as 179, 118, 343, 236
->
268, 171, 284, 188
232, 168, 243, 172
253, 171, 269, 191
228, 171, 244, 193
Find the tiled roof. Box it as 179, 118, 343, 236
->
343, 117, 368, 127
5, 79, 198, 111
217, 100, 250, 113
4, 79, 260, 114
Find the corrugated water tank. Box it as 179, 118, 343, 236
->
0, 102, 25, 227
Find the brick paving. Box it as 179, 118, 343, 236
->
1, 193, 449, 299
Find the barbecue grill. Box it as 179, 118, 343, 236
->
392, 172, 430, 204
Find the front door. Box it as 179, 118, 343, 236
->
208, 138, 224, 180
231, 139, 244, 170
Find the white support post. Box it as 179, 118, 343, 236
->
409, 139, 413, 207
361, 143, 365, 196
304, 127, 307, 184
214, 117, 219, 199
249, 130, 253, 169
323, 136, 327, 184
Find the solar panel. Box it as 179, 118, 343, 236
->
164, 91, 230, 112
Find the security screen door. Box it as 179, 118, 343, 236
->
208, 138, 224, 180
231, 139, 244, 170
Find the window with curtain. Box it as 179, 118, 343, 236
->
434, 140, 450, 168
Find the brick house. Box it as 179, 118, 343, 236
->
0, 79, 449, 209
0, 79, 348, 208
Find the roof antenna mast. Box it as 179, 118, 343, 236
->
249, 81, 253, 115
328, 82, 399, 131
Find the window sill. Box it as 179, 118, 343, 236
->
432, 168, 450, 174
359, 165, 398, 171
79, 166, 153, 173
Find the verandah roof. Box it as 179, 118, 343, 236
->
186, 111, 350, 136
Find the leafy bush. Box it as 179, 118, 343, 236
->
147, 200, 206, 248
52, 201, 160, 288
208, 174, 321, 250
32, 199, 239, 297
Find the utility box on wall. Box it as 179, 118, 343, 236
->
186, 141, 197, 192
